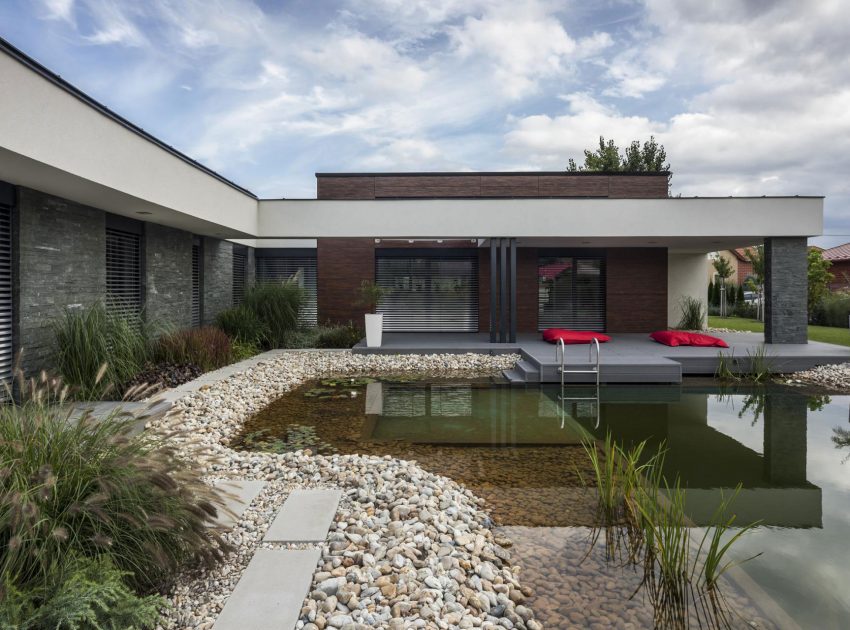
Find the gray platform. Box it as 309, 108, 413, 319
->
212, 548, 321, 630
264, 488, 342, 543
211, 480, 267, 530
353, 332, 850, 384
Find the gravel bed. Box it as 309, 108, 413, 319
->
786, 362, 850, 391
147, 351, 529, 629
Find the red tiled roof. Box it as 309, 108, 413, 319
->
731, 247, 756, 261
823, 243, 850, 261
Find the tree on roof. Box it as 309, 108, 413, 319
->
567, 136, 670, 172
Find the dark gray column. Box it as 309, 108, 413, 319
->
489, 239, 497, 343
499, 238, 508, 343
509, 238, 517, 343
763, 392, 808, 486
764, 237, 808, 344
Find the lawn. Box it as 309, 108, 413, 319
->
709, 316, 850, 347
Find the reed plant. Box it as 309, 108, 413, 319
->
0, 370, 231, 593
676, 296, 706, 331
154, 325, 233, 372
241, 281, 305, 348
745, 345, 771, 383
215, 305, 269, 346
714, 350, 737, 381
52, 302, 155, 399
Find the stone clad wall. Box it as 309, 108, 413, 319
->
765, 237, 808, 344
145, 223, 193, 329
202, 237, 233, 325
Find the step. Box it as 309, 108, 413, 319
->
501, 368, 527, 385
264, 488, 342, 543
538, 360, 682, 384
210, 480, 267, 530
212, 548, 321, 630
515, 359, 540, 382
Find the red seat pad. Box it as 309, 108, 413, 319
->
542, 328, 611, 344
687, 332, 729, 348
649, 330, 692, 346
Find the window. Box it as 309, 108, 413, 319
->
105, 228, 142, 319
538, 255, 605, 331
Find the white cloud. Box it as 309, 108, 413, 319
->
40, 0, 75, 23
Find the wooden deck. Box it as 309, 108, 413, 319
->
352, 332, 850, 384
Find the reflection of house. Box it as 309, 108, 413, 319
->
707, 247, 756, 286
822, 243, 850, 291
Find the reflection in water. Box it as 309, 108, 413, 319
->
235, 380, 850, 629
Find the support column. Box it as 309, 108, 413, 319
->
764, 237, 808, 344
499, 238, 508, 342
488, 238, 517, 343
509, 238, 517, 343
763, 392, 808, 486
489, 240, 497, 343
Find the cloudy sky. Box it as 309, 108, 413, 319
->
2, 0, 849, 245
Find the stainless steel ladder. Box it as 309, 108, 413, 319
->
556, 337, 601, 428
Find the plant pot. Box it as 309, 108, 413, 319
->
365, 313, 383, 348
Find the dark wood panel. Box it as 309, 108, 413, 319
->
374, 176, 481, 198
317, 177, 375, 200
606, 248, 667, 332
478, 249, 490, 332
608, 176, 669, 198
317, 238, 375, 324
538, 175, 609, 197
480, 176, 539, 197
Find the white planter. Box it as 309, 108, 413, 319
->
365, 313, 383, 348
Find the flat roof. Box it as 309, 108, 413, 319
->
316, 171, 671, 177
0, 36, 256, 199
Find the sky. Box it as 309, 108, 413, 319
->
2, 0, 850, 246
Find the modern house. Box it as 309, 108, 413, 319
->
0, 36, 825, 385
822, 243, 850, 291
707, 248, 756, 287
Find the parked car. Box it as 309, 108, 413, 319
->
743, 291, 759, 304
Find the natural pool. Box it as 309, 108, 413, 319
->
233, 377, 850, 629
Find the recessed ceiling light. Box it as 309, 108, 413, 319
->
136, 211, 152, 215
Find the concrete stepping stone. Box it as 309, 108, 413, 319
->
212, 548, 321, 630
210, 480, 267, 530
264, 488, 341, 543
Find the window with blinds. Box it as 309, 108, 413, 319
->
538, 255, 605, 331
375, 254, 478, 332
0, 201, 12, 393
256, 255, 318, 327
105, 228, 142, 319
232, 250, 246, 306
191, 242, 201, 327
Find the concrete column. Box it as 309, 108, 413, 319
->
764, 237, 808, 344
667, 252, 709, 328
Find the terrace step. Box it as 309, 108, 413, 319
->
515, 359, 540, 383
501, 368, 527, 385
264, 488, 342, 543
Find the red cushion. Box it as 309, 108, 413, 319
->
542, 328, 611, 344
649, 330, 729, 348
687, 332, 729, 348
649, 330, 692, 346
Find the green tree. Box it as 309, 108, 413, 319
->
708, 280, 715, 306
808, 248, 833, 320
743, 245, 765, 320
712, 255, 734, 317
567, 135, 669, 172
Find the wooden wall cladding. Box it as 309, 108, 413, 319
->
606, 248, 668, 332
317, 238, 375, 324
317, 173, 669, 199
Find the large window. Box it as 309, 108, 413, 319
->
191, 239, 201, 327
538, 254, 605, 331
0, 189, 13, 393
232, 248, 246, 306
375, 252, 478, 332
105, 227, 142, 319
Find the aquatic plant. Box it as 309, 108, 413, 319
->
676, 296, 706, 331
714, 350, 737, 381
745, 345, 771, 382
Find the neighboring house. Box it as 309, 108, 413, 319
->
822, 243, 850, 291
0, 37, 823, 382
707, 248, 756, 287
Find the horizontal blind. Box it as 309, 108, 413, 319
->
105, 228, 142, 319
256, 256, 318, 327
538, 256, 605, 331
191, 243, 201, 327
0, 203, 12, 394
232, 250, 246, 306
375, 256, 478, 332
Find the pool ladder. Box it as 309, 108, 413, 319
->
556, 337, 601, 429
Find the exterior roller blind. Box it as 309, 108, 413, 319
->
191, 243, 201, 327
256, 256, 318, 327
0, 203, 12, 393
105, 228, 142, 319
232, 250, 246, 306
538, 256, 605, 331
375, 255, 478, 332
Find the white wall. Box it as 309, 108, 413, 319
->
668, 253, 709, 328
0, 52, 258, 237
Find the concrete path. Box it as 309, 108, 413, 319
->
212, 548, 322, 630
213, 487, 341, 630
210, 480, 267, 530
264, 488, 342, 543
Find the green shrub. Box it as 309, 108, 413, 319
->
154, 326, 232, 371
676, 296, 706, 330
0, 373, 231, 592
242, 282, 305, 348
316, 322, 364, 348
231, 340, 261, 362
0, 555, 165, 630
52, 303, 155, 399
812, 291, 850, 327
281, 328, 320, 349
215, 306, 269, 345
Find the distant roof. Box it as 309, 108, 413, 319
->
823, 243, 850, 261
0, 36, 256, 199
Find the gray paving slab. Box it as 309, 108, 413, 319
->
212, 548, 321, 630
264, 488, 341, 543
210, 480, 267, 530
